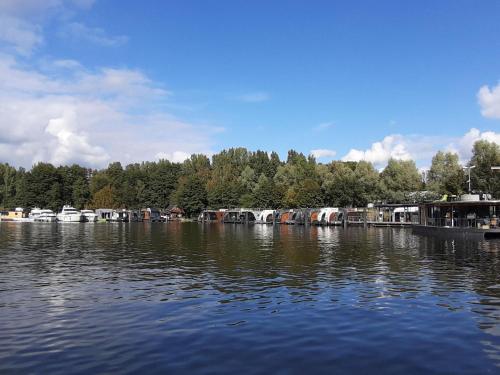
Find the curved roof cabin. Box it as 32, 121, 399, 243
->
255, 210, 275, 224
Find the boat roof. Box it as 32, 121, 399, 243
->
423, 199, 500, 206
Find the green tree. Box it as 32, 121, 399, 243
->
176, 175, 207, 217
427, 151, 464, 196
89, 185, 118, 209
469, 140, 500, 197
380, 159, 422, 202
0, 163, 17, 208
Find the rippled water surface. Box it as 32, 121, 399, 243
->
1, 222, 500, 374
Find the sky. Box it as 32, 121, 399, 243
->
1, 0, 500, 170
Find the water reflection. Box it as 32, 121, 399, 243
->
0, 222, 499, 374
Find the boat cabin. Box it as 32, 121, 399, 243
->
96, 208, 113, 221
415, 194, 500, 239
141, 208, 163, 222
374, 204, 419, 225
255, 209, 275, 224
419, 195, 500, 229
199, 210, 225, 222
0, 208, 27, 221
222, 209, 256, 224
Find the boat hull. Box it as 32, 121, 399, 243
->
57, 214, 84, 222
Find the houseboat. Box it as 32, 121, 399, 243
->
373, 204, 419, 226
198, 210, 225, 222
129, 210, 142, 222
95, 208, 113, 222
108, 209, 128, 222
163, 206, 185, 221
142, 208, 164, 222
222, 209, 256, 224
314, 207, 343, 226
277, 210, 293, 224
288, 208, 311, 225
255, 209, 276, 224
413, 194, 500, 239
0, 208, 30, 222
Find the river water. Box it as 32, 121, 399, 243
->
0, 222, 499, 374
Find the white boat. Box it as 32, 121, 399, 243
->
81, 209, 98, 222
29, 208, 57, 222
29, 207, 42, 221
36, 209, 57, 222
57, 205, 84, 222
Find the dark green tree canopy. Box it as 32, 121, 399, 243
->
2, 140, 500, 212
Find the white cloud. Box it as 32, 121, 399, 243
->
44, 110, 109, 166
63, 22, 128, 47
156, 151, 191, 163
313, 122, 334, 131
448, 128, 500, 163
478, 82, 500, 119
0, 55, 221, 168
0, 15, 43, 55
342, 135, 413, 166
310, 149, 337, 159
237, 92, 270, 103
340, 129, 500, 169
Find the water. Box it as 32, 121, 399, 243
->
0, 222, 499, 374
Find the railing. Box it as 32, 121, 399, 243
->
425, 217, 485, 228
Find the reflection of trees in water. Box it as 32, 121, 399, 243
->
2, 222, 500, 347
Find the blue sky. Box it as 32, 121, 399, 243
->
1, 0, 500, 168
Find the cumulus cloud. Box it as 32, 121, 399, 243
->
310, 149, 337, 159
0, 55, 221, 168
63, 22, 128, 47
478, 82, 500, 119
448, 128, 500, 163
340, 129, 500, 169
342, 135, 413, 166
237, 92, 270, 103
44, 110, 109, 166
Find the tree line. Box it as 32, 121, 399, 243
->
1, 140, 500, 217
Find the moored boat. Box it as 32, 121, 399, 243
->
57, 206, 84, 222
110, 209, 129, 222
255, 209, 275, 224
35, 209, 57, 222
0, 208, 31, 222
81, 209, 98, 222
28, 208, 43, 221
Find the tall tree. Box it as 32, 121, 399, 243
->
469, 140, 500, 197
427, 151, 464, 196
176, 175, 207, 217
380, 159, 422, 202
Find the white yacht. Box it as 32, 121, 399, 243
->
29, 207, 43, 221
57, 205, 84, 222
29, 208, 57, 222
81, 209, 98, 222
37, 209, 57, 222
